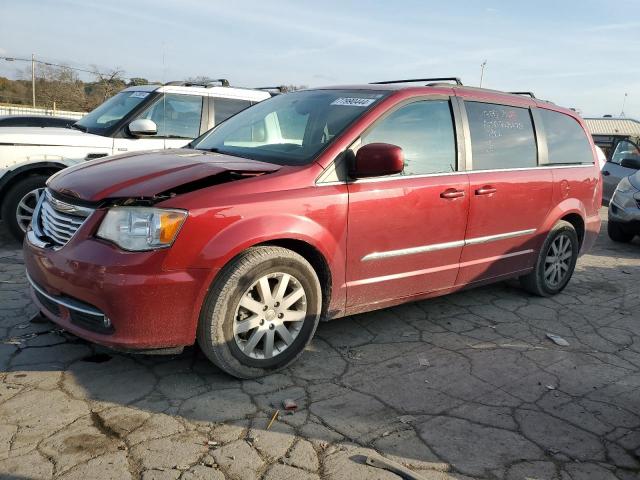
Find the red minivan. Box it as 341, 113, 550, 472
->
24, 79, 601, 378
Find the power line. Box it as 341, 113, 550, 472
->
0, 55, 124, 78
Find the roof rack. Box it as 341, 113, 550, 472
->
164, 79, 230, 88
509, 91, 536, 98
256, 86, 285, 96
371, 77, 463, 86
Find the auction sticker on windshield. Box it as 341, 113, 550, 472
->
130, 91, 150, 99
331, 97, 378, 107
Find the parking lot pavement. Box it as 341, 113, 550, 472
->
0, 210, 638, 480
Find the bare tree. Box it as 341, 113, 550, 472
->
91, 65, 126, 100
279, 84, 307, 93
19, 64, 85, 110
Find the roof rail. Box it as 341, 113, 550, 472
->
164, 79, 230, 87
371, 77, 463, 86
509, 91, 536, 98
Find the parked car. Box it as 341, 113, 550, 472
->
0, 80, 271, 241
0, 115, 77, 128
608, 171, 640, 243
584, 117, 640, 204
24, 78, 601, 378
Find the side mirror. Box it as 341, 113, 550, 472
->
128, 119, 157, 137
350, 143, 404, 178
620, 157, 640, 170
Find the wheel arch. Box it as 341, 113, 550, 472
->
0, 162, 67, 217
255, 238, 333, 319
560, 212, 585, 248
540, 198, 587, 250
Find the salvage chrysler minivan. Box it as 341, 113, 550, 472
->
24, 78, 602, 378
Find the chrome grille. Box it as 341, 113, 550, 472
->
33, 190, 93, 248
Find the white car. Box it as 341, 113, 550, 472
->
0, 80, 271, 240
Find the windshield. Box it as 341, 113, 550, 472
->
192, 89, 388, 165
75, 91, 153, 135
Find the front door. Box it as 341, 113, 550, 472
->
114, 93, 204, 154
346, 98, 469, 309
456, 100, 552, 285
602, 139, 640, 204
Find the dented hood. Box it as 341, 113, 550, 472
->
48, 149, 281, 202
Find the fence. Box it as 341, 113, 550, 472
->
0, 104, 86, 119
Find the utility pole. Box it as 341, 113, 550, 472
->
479, 60, 487, 88
620, 93, 628, 117
31, 53, 35, 108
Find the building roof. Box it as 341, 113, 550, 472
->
583, 118, 640, 137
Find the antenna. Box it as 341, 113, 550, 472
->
620, 93, 628, 117
479, 60, 487, 88
162, 43, 166, 136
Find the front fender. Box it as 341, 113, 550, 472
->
163, 207, 348, 319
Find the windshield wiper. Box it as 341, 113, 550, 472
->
71, 123, 88, 132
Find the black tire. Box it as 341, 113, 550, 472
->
520, 220, 579, 297
1, 175, 48, 243
197, 246, 322, 378
607, 220, 635, 243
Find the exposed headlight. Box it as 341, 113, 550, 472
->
615, 176, 636, 195
97, 207, 187, 251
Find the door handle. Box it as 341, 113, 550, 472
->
475, 185, 497, 195
440, 188, 465, 199
602, 170, 610, 176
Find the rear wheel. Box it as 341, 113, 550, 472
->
607, 220, 635, 243
197, 246, 322, 378
520, 220, 579, 297
1, 175, 47, 242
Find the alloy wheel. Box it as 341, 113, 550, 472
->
16, 188, 44, 233
233, 272, 307, 360
544, 233, 573, 288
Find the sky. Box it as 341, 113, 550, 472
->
0, 0, 639, 118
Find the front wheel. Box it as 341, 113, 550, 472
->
1, 175, 48, 242
607, 220, 635, 243
197, 246, 322, 378
520, 220, 579, 297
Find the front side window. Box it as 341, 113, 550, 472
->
539, 109, 594, 165
611, 140, 640, 165
75, 91, 151, 135
139, 94, 203, 139
214, 98, 251, 125
193, 89, 388, 165
466, 102, 537, 170
360, 100, 456, 175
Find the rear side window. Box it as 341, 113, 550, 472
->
214, 98, 252, 125
361, 100, 457, 175
540, 109, 593, 165
466, 102, 537, 170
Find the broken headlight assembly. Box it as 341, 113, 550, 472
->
97, 207, 187, 251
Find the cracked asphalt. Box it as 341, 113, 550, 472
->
0, 209, 639, 480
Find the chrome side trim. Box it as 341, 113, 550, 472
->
362, 240, 465, 261
26, 271, 105, 318
362, 229, 536, 261
464, 228, 537, 246
350, 249, 533, 287
458, 249, 534, 268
